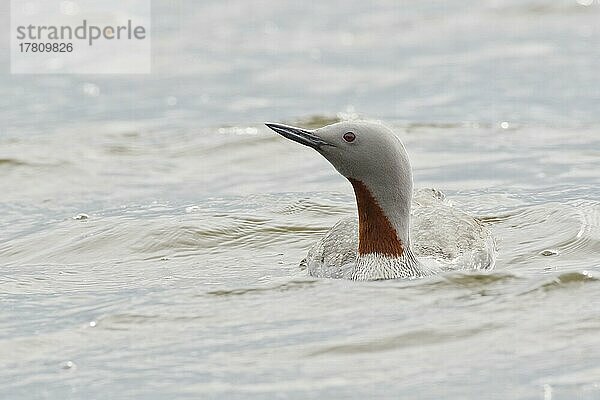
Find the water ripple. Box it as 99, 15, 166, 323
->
308, 323, 499, 356
521, 270, 599, 295
206, 280, 317, 297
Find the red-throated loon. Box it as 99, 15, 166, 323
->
266, 121, 496, 280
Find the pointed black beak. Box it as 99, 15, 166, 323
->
265, 122, 333, 150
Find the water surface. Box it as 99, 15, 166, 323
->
1, 1, 600, 399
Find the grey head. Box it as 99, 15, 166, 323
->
266, 121, 414, 250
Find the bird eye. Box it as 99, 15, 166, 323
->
343, 132, 356, 143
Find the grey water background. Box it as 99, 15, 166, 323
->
1, 0, 600, 398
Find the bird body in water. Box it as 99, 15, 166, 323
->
266, 121, 496, 280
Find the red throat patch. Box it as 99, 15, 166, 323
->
348, 178, 404, 257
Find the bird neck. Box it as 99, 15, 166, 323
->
348, 178, 410, 258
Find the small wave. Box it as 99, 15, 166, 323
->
441, 271, 520, 287
405, 272, 520, 296
104, 144, 142, 155
94, 313, 159, 331
308, 323, 499, 356
405, 121, 477, 133
496, 2, 594, 16
496, 201, 600, 268
0, 158, 28, 167
276, 198, 351, 216
476, 214, 514, 224
292, 115, 341, 129
205, 280, 317, 297
522, 271, 598, 295
135, 219, 326, 256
